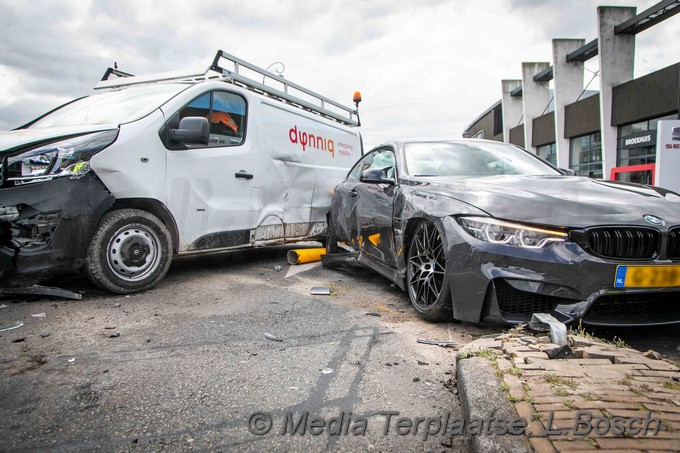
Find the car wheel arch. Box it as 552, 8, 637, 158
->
107, 198, 179, 253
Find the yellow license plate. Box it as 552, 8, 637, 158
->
614, 265, 680, 288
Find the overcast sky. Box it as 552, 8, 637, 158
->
0, 0, 678, 149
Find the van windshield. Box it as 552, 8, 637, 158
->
30, 84, 188, 128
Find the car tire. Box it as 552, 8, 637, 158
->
85, 209, 173, 294
406, 220, 452, 321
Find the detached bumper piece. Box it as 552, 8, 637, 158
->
0, 174, 115, 285
489, 278, 680, 327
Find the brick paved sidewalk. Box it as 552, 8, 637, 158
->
460, 331, 680, 452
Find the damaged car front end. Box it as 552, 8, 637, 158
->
0, 130, 117, 285
328, 139, 680, 327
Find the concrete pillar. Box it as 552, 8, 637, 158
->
597, 6, 636, 179
552, 39, 586, 170
521, 62, 551, 154
501, 80, 523, 143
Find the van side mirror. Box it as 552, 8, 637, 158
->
560, 168, 576, 176
169, 117, 209, 145
360, 167, 396, 185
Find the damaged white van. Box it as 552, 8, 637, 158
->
0, 50, 362, 293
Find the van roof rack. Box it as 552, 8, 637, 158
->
100, 67, 135, 81
94, 50, 359, 127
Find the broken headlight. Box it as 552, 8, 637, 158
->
457, 216, 567, 249
6, 130, 118, 184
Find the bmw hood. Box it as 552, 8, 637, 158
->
0, 125, 119, 155
412, 175, 680, 228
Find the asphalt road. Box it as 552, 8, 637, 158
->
1, 244, 678, 451
0, 245, 497, 452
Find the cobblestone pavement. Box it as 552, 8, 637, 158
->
461, 332, 680, 452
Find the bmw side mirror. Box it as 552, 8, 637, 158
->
169, 117, 210, 145
360, 167, 396, 185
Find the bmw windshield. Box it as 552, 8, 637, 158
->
29, 84, 188, 128
404, 141, 561, 177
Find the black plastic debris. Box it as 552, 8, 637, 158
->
109, 332, 120, 338
0, 285, 82, 300
365, 312, 382, 317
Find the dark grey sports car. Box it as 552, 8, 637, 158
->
327, 139, 680, 326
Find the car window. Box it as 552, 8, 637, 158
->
404, 141, 560, 177
30, 84, 187, 128
347, 149, 396, 182
177, 91, 247, 147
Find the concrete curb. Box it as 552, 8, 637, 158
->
457, 356, 532, 453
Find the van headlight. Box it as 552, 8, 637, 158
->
458, 216, 568, 248
6, 130, 118, 184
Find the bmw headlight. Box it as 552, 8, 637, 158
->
458, 216, 567, 249
6, 130, 118, 184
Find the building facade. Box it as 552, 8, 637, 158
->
462, 2, 680, 188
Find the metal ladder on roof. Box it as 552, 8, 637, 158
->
97, 49, 359, 127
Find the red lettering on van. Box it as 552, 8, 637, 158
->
289, 125, 335, 157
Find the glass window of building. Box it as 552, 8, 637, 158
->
570, 132, 602, 178
617, 114, 677, 168
537, 143, 557, 166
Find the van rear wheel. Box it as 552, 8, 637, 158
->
85, 209, 172, 294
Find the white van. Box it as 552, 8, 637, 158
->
0, 50, 362, 293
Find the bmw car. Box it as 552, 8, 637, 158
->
326, 139, 680, 326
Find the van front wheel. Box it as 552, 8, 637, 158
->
86, 209, 173, 294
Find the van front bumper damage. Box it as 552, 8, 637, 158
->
0, 174, 114, 286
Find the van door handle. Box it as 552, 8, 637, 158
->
235, 171, 253, 180
350, 189, 358, 197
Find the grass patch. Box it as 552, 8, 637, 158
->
564, 400, 577, 410
664, 381, 680, 391
544, 373, 576, 389
569, 320, 630, 348
509, 366, 523, 376
555, 387, 569, 397
458, 348, 497, 361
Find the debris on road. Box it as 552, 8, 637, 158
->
273, 265, 283, 272
40, 332, 51, 338
264, 333, 283, 342
287, 248, 326, 265
365, 312, 382, 317
526, 313, 568, 347
0, 304, 8, 309
321, 368, 334, 374
12, 337, 26, 343
67, 358, 76, 363
31, 313, 46, 318
109, 332, 120, 338
416, 338, 456, 348
417, 360, 429, 366
644, 350, 664, 360
113, 303, 121, 308
310, 287, 331, 295
0, 285, 82, 300
0, 321, 24, 332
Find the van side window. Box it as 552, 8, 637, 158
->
210, 92, 246, 146
176, 91, 247, 147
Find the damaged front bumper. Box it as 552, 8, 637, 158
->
0, 174, 114, 285
439, 217, 680, 327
